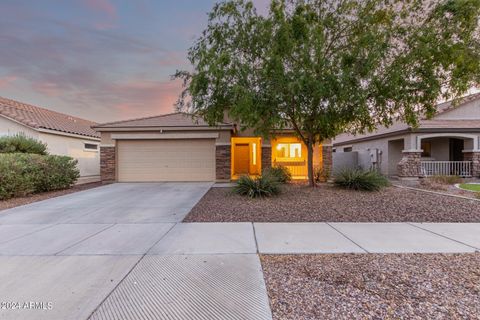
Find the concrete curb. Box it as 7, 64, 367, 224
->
393, 184, 480, 202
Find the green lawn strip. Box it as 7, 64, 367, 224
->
458, 183, 480, 192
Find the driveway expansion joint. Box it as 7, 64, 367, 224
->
252, 222, 260, 254
326, 222, 370, 253
407, 222, 480, 251
54, 224, 116, 255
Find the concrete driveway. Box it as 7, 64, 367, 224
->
0, 182, 210, 225
0, 183, 272, 320
0, 183, 227, 320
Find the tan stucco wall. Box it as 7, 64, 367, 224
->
335, 133, 409, 175
38, 132, 100, 177
423, 137, 450, 161
0, 116, 39, 138
100, 130, 232, 146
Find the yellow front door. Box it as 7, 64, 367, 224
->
234, 144, 250, 175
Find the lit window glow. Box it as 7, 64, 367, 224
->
276, 143, 302, 159
252, 143, 257, 165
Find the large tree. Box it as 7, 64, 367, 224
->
175, 0, 480, 186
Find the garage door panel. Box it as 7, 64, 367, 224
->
117, 140, 215, 182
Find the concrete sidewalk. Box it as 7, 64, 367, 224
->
254, 222, 480, 254
143, 222, 480, 255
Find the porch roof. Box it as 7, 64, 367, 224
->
334, 119, 480, 146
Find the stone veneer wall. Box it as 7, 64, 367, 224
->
397, 151, 422, 178
321, 145, 333, 176
261, 146, 272, 172
215, 145, 231, 180
472, 152, 480, 178
100, 146, 116, 183
461, 152, 480, 178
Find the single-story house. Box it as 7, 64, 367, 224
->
333, 93, 480, 179
0, 97, 101, 183
93, 113, 333, 182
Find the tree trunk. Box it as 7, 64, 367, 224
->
307, 139, 315, 187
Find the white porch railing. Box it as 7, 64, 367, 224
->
420, 161, 472, 177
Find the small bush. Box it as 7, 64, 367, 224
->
0, 134, 48, 155
314, 165, 330, 183
0, 153, 79, 200
234, 174, 281, 198
34, 156, 80, 192
428, 175, 463, 185
0, 154, 37, 199
474, 192, 480, 200
334, 168, 390, 191
263, 166, 292, 183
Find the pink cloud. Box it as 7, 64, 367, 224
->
108, 79, 182, 120
0, 75, 16, 89
157, 51, 187, 67
83, 0, 117, 30
84, 0, 116, 17
32, 82, 61, 97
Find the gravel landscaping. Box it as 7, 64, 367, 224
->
0, 182, 103, 211
261, 253, 480, 320
184, 184, 480, 222
395, 178, 480, 200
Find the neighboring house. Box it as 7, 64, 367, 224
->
0, 97, 101, 183
93, 113, 333, 182
333, 93, 480, 179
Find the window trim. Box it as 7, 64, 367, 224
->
83, 142, 99, 152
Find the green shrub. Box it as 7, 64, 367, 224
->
0, 154, 38, 199
34, 155, 80, 192
0, 153, 79, 200
334, 168, 390, 191
234, 174, 281, 198
0, 134, 48, 155
314, 165, 330, 183
263, 166, 292, 183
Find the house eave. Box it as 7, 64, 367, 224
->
93, 126, 234, 132
333, 127, 480, 147
37, 128, 101, 140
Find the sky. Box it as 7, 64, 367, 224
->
0, 0, 269, 123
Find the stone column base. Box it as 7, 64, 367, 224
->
216, 145, 231, 181
397, 151, 422, 178
261, 146, 272, 172
472, 152, 480, 178
321, 145, 333, 177
100, 146, 116, 183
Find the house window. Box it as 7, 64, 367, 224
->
276, 143, 302, 159
421, 141, 431, 157
343, 147, 352, 152
252, 143, 257, 165
84, 143, 99, 151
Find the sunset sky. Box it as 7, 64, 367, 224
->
0, 0, 268, 123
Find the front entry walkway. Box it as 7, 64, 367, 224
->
0, 184, 478, 319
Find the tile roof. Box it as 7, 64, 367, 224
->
418, 119, 480, 129
334, 93, 480, 145
93, 112, 233, 129
435, 92, 480, 115
0, 97, 100, 138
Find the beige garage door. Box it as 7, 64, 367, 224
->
117, 139, 215, 182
